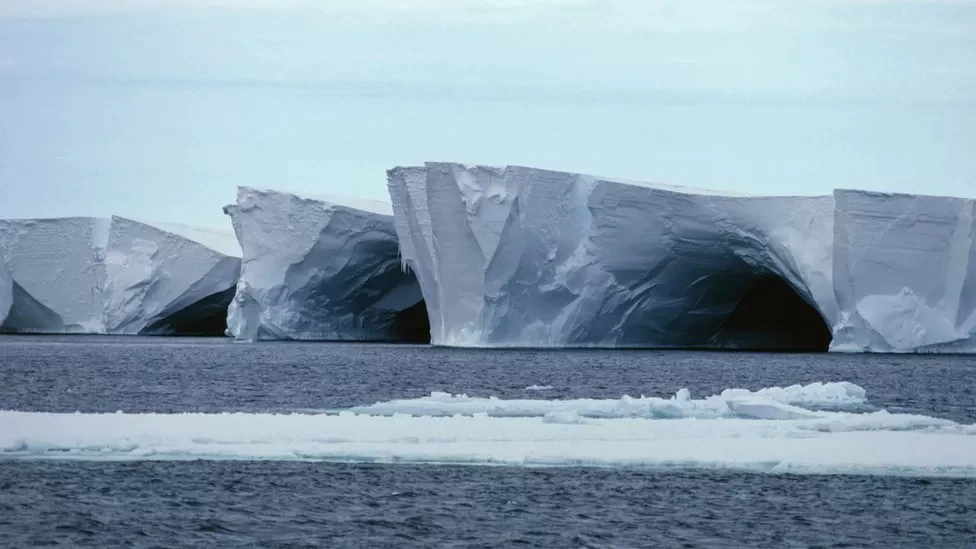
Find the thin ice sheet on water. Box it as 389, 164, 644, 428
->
346, 381, 868, 420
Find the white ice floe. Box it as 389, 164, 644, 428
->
2, 382, 973, 477
347, 382, 868, 420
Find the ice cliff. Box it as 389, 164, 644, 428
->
0, 254, 12, 326
0, 217, 241, 335
831, 190, 976, 352
223, 187, 427, 341
388, 163, 975, 352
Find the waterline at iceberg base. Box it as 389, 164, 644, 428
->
387, 163, 975, 353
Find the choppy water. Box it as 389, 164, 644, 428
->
1, 336, 975, 547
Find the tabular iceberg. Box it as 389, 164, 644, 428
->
388, 163, 975, 352
0, 216, 241, 335
832, 190, 976, 352
224, 187, 427, 341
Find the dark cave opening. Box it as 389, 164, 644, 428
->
712, 274, 831, 352
391, 300, 431, 344
141, 287, 237, 337
0, 281, 66, 333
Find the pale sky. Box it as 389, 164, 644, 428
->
1, 0, 974, 229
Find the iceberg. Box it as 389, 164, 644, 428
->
832, 190, 976, 352
0, 216, 241, 335
224, 187, 427, 341
388, 163, 975, 352
388, 163, 837, 349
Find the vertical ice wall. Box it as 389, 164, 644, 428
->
388, 163, 836, 348
224, 187, 426, 341
0, 254, 11, 326
102, 217, 242, 334
0, 217, 241, 335
0, 218, 105, 332
831, 190, 976, 352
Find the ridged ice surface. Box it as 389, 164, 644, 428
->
388, 163, 975, 352
3, 381, 975, 477
224, 187, 424, 341
0, 217, 241, 335
345, 381, 868, 420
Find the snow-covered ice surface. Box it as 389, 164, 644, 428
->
0, 217, 241, 335
2, 381, 974, 477
388, 163, 975, 352
224, 187, 424, 341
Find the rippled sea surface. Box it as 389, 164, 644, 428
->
1, 335, 975, 548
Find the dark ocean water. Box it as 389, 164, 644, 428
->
1, 335, 975, 548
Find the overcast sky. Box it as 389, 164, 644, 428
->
1, 0, 974, 228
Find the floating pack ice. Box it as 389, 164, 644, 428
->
3, 381, 974, 477
346, 382, 868, 420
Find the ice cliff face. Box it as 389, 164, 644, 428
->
0, 217, 241, 335
832, 190, 976, 352
388, 163, 837, 349
388, 163, 974, 352
224, 187, 427, 341
0, 254, 12, 326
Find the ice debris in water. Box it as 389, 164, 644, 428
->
347, 381, 869, 420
